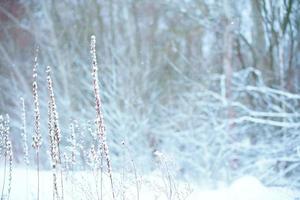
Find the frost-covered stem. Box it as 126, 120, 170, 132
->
21, 97, 29, 166
69, 121, 78, 200
95, 170, 100, 200
59, 152, 64, 200
47, 66, 64, 200
1, 115, 8, 200
69, 122, 76, 170
122, 142, 139, 200
163, 159, 173, 200
47, 83, 58, 200
1, 115, 12, 200
20, 97, 29, 200
90, 35, 115, 200
48, 86, 57, 199
47, 80, 59, 200
155, 152, 174, 200
32, 47, 41, 200
89, 145, 100, 200
7, 140, 13, 200
0, 116, 3, 158
100, 149, 103, 200
36, 151, 40, 200
52, 172, 60, 200
1, 157, 6, 199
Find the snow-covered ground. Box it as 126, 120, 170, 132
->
187, 176, 299, 200
0, 168, 299, 200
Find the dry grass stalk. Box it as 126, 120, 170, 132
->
63, 122, 77, 174
20, 97, 29, 200
0, 116, 4, 158
122, 141, 140, 200
88, 144, 101, 200
6, 139, 13, 200
32, 47, 42, 200
90, 35, 115, 200
69, 122, 76, 169
47, 66, 64, 200
20, 97, 29, 166
0, 116, 4, 196
1, 115, 13, 200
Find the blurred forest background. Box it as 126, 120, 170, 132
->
0, 0, 300, 187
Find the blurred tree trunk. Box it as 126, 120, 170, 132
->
251, 0, 267, 69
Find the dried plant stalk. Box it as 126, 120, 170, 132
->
90, 35, 115, 200
21, 97, 29, 166
20, 97, 29, 200
32, 48, 42, 200
47, 66, 64, 200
